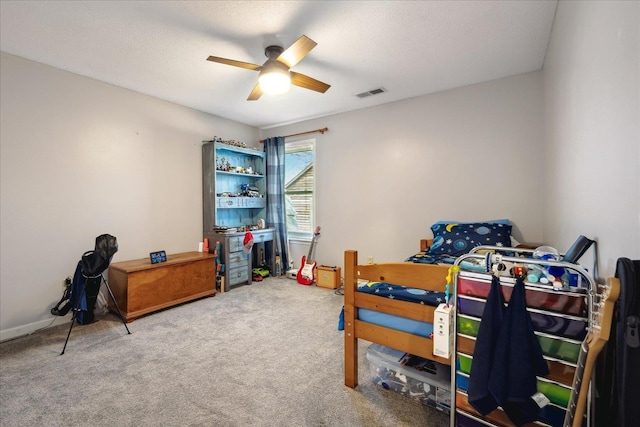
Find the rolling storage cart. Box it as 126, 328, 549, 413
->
449, 247, 597, 427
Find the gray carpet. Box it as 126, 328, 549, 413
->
0, 277, 450, 427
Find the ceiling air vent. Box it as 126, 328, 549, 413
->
355, 88, 387, 98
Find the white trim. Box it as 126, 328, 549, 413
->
288, 236, 312, 244
0, 316, 70, 342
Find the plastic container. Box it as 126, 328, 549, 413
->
533, 246, 560, 261
366, 343, 451, 413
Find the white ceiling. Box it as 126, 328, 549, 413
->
0, 1, 557, 129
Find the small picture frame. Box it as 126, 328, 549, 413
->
150, 250, 167, 264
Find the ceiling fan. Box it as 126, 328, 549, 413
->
206, 35, 331, 101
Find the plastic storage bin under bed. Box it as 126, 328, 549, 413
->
366, 343, 451, 413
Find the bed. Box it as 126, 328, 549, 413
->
343, 219, 595, 426
405, 220, 526, 266
343, 249, 452, 388
343, 220, 528, 389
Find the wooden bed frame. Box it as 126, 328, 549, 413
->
344, 249, 452, 388
419, 239, 433, 252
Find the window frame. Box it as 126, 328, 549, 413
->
284, 138, 316, 240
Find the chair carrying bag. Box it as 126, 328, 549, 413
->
596, 257, 640, 427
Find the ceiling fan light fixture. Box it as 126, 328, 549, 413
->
258, 62, 291, 95
207, 35, 329, 100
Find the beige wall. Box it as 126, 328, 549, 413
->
0, 53, 259, 339
2, 0, 638, 340
264, 72, 546, 269
542, 1, 639, 277
267, 1, 640, 281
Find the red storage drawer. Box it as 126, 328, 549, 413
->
457, 273, 587, 316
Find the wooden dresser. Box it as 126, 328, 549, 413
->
107, 251, 216, 322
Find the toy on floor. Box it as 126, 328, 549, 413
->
253, 267, 269, 282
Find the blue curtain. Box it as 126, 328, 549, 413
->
264, 137, 289, 275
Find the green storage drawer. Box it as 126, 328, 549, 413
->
457, 315, 580, 363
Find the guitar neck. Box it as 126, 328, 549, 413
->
306, 228, 321, 264
563, 278, 620, 427
306, 239, 315, 262
564, 341, 589, 427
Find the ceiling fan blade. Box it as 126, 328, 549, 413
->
247, 83, 263, 101
290, 72, 331, 93
277, 35, 317, 69
207, 56, 262, 71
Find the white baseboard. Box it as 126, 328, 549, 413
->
0, 316, 70, 343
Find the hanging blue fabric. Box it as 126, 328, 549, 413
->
468, 274, 505, 415
488, 275, 549, 425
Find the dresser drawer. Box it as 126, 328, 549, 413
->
216, 197, 242, 208
243, 197, 265, 208
228, 236, 243, 252
227, 251, 249, 270
227, 266, 249, 285
252, 230, 273, 243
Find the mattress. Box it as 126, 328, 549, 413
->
356, 281, 446, 337
405, 252, 458, 265
357, 280, 447, 305
405, 252, 489, 273
358, 308, 435, 337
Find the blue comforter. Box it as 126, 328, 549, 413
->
357, 281, 446, 306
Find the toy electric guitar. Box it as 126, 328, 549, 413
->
563, 277, 620, 427
297, 226, 321, 285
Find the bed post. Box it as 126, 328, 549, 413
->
344, 250, 358, 388
420, 239, 433, 252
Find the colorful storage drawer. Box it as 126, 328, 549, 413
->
456, 334, 577, 385
457, 295, 588, 340
457, 273, 587, 316
457, 315, 581, 363
455, 411, 491, 427
454, 268, 593, 427
456, 354, 571, 407
456, 373, 569, 427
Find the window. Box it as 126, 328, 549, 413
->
285, 138, 315, 238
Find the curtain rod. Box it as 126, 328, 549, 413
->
259, 127, 328, 143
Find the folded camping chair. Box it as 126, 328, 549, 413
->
60, 234, 131, 354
